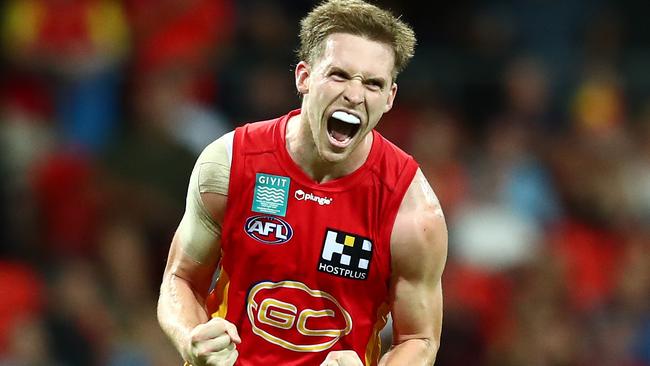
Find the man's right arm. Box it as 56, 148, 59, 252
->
157, 133, 239, 365
157, 194, 228, 361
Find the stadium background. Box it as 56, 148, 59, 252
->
1, 0, 649, 365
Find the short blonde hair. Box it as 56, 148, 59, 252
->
298, 0, 416, 79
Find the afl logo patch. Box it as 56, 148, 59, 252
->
245, 215, 293, 245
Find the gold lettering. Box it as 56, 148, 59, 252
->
258, 298, 297, 330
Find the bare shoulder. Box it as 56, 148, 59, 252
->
175, 131, 233, 264
194, 130, 234, 223
391, 168, 447, 279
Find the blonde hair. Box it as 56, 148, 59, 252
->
298, 0, 416, 79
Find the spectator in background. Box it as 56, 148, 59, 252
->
407, 106, 469, 218
126, 0, 235, 154
100, 0, 238, 246
3, 0, 129, 152
0, 261, 47, 361
100, 73, 197, 261
0, 74, 56, 258
217, 0, 299, 123
619, 100, 650, 225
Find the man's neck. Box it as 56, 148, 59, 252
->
285, 114, 372, 184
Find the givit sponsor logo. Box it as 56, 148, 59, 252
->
252, 173, 290, 216
247, 280, 352, 352
294, 189, 333, 206
245, 215, 293, 244
318, 229, 372, 280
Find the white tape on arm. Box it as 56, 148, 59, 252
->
177, 132, 233, 263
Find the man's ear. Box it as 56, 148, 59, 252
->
295, 61, 311, 95
385, 82, 398, 113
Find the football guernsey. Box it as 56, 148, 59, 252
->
206, 109, 418, 365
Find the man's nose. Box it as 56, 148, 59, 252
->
343, 80, 364, 105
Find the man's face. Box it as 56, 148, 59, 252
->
295, 33, 397, 163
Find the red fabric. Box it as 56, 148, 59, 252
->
37, 1, 94, 55
1, 75, 53, 120
131, 0, 234, 73
128, 0, 234, 104
443, 262, 513, 342
0, 262, 44, 353
31, 152, 101, 256
208, 109, 418, 365
550, 220, 624, 311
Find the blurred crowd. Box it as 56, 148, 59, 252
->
0, 1, 648, 365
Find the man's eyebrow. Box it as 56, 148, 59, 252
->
327, 65, 388, 87
365, 76, 387, 87
328, 66, 351, 77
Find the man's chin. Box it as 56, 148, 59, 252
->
318, 147, 350, 165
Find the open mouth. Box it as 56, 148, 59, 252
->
327, 111, 361, 147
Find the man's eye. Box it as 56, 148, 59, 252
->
366, 81, 383, 91
330, 72, 347, 80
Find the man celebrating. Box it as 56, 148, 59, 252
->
157, 1, 447, 365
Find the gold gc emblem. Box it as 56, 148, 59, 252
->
246, 280, 352, 352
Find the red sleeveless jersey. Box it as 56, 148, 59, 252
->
207, 109, 418, 365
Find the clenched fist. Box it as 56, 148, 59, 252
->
186, 317, 241, 366
320, 350, 364, 366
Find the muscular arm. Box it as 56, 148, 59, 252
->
157, 134, 233, 362
157, 236, 216, 360
157, 193, 225, 360
379, 169, 448, 365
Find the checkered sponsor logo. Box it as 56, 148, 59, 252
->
318, 229, 372, 280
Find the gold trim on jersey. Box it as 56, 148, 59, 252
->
211, 268, 230, 319
365, 302, 389, 366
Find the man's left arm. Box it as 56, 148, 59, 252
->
379, 169, 448, 366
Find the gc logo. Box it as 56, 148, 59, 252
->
246, 280, 352, 352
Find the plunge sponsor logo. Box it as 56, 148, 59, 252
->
318, 229, 372, 280
294, 189, 333, 206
